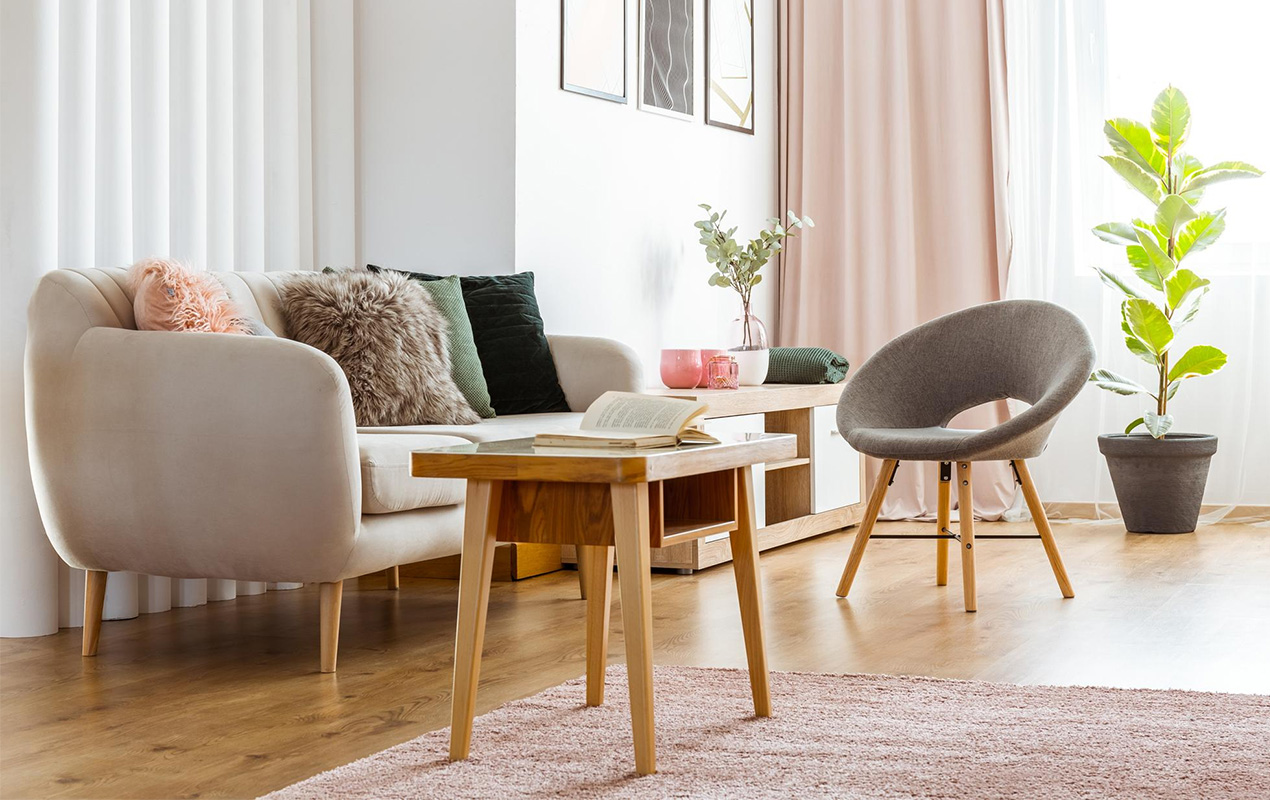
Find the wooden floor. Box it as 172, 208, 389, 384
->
2, 520, 1268, 799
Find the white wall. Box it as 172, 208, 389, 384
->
355, 0, 516, 273
515, 0, 777, 378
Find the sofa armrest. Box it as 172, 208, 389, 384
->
28, 327, 362, 583
547, 334, 644, 412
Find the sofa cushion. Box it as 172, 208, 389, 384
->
359, 412, 584, 443
359, 434, 470, 514
368, 267, 570, 416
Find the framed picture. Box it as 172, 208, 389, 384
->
638, 0, 694, 120
561, 0, 627, 103
706, 0, 754, 133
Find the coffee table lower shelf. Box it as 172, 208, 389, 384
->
564, 501, 865, 572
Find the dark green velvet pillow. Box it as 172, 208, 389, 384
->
368, 266, 570, 415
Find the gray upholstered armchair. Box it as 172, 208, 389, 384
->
834, 299, 1096, 612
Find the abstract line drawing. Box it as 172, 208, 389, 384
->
638, 0, 694, 120
706, 0, 753, 133
561, 0, 627, 104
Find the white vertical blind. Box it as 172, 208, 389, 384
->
0, 0, 358, 637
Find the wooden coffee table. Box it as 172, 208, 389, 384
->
411, 433, 796, 775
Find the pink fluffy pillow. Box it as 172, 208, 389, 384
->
129, 258, 249, 334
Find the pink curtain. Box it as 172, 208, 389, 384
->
777, 0, 1016, 520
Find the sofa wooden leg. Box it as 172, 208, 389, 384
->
320, 581, 344, 673
82, 570, 108, 657
386, 565, 400, 590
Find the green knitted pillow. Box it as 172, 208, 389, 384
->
414, 276, 496, 418
764, 347, 851, 384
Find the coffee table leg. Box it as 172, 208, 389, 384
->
611, 482, 656, 776
450, 479, 502, 762
579, 544, 615, 706
731, 465, 771, 717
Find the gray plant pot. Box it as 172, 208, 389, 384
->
1097, 433, 1218, 534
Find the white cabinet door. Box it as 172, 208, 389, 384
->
811, 404, 861, 514
704, 413, 765, 536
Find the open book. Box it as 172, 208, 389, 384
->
533, 392, 720, 449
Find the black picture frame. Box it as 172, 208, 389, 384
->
561, 0, 628, 104
705, 0, 755, 134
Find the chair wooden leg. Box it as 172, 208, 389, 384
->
1013, 459, 1075, 598
956, 462, 977, 612
319, 581, 343, 673
82, 570, 108, 656
579, 544, 614, 706
576, 546, 591, 600
836, 458, 898, 598
385, 565, 400, 590
935, 462, 952, 586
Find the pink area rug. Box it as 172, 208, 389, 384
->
264, 666, 1270, 799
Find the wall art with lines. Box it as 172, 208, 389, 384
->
638, 0, 694, 120
706, 0, 753, 133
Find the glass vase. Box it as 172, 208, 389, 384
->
729, 302, 770, 385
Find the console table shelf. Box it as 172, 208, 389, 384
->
568, 384, 866, 573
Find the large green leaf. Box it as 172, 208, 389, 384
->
1143, 411, 1174, 439
1088, 369, 1149, 396
1172, 286, 1209, 330
1154, 194, 1199, 240
1125, 245, 1161, 289
1124, 335, 1157, 365
1164, 268, 1210, 312
1175, 153, 1203, 181
1094, 267, 1147, 299
1092, 222, 1140, 246
1104, 118, 1167, 176
1122, 298, 1174, 355
1167, 345, 1227, 382
1175, 209, 1226, 259
1133, 226, 1177, 285
1150, 86, 1191, 152
1182, 160, 1263, 192
1101, 155, 1164, 204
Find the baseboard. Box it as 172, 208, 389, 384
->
1046, 501, 1269, 523
395, 542, 563, 582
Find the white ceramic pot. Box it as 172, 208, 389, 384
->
731, 348, 769, 386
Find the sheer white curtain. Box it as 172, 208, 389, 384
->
1001, 0, 1269, 520
0, 0, 357, 636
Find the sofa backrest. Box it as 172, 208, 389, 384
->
33, 267, 301, 337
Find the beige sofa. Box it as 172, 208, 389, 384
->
25, 268, 642, 672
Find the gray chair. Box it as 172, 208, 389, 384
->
834, 299, 1095, 612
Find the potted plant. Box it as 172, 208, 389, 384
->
695, 204, 813, 384
1088, 86, 1262, 533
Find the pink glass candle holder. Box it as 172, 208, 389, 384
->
707, 355, 740, 390
698, 349, 727, 387
660, 349, 703, 389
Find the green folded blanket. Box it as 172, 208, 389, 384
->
764, 347, 851, 384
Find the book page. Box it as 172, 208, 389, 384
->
580, 392, 706, 434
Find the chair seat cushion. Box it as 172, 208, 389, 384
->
358, 434, 470, 514
846, 426, 991, 461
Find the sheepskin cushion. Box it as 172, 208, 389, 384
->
280, 270, 480, 427
129, 258, 250, 334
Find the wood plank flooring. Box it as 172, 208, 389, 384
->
2, 520, 1268, 799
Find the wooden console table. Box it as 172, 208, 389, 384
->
611, 384, 866, 571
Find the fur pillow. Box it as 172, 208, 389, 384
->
280, 270, 480, 427
129, 258, 249, 334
